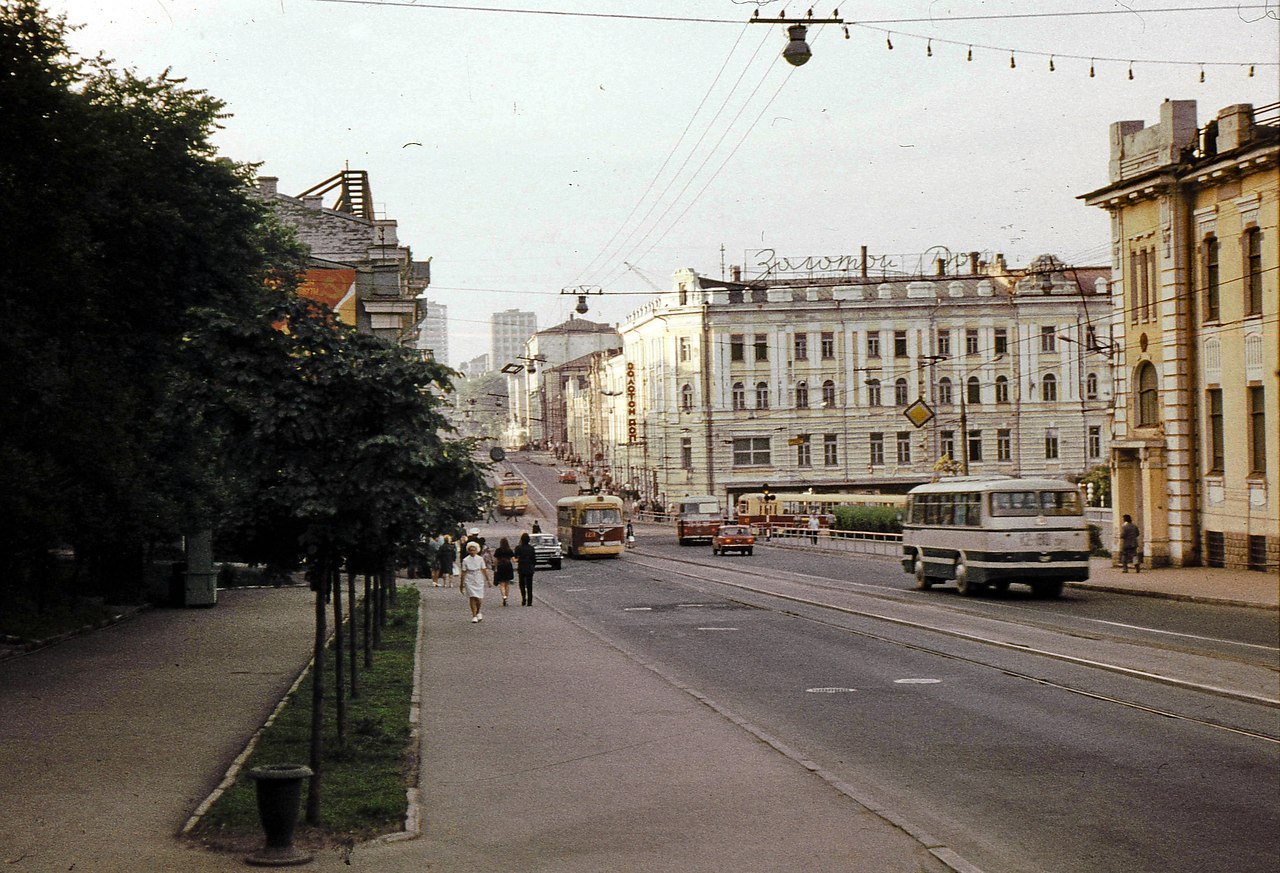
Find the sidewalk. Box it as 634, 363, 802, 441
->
1075, 557, 1278, 609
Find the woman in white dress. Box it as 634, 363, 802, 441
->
459, 541, 490, 622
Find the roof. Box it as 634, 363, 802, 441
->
538, 317, 616, 335
907, 476, 1080, 494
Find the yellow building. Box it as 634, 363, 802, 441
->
1082, 100, 1278, 571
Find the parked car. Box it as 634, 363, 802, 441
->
559, 470, 578, 483
529, 533, 563, 570
711, 525, 755, 556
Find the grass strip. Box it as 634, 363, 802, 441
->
193, 584, 420, 848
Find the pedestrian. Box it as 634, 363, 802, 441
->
1119, 514, 1141, 573
531, 519, 542, 534
460, 541, 490, 622
625, 520, 635, 548
436, 535, 457, 585
514, 532, 537, 606
493, 537, 515, 606
421, 533, 440, 585
486, 503, 498, 523
428, 534, 445, 587
807, 514, 820, 545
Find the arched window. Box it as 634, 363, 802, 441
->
680, 383, 694, 411
866, 379, 882, 407
938, 377, 953, 405
795, 381, 809, 409
732, 382, 746, 411
1136, 362, 1158, 426
1042, 373, 1058, 402
995, 375, 1009, 404
822, 380, 837, 408
1085, 372, 1098, 400
967, 376, 981, 405
894, 378, 909, 406
755, 381, 770, 409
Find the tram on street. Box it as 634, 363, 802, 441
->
901, 475, 1090, 598
674, 495, 722, 545
556, 494, 626, 558
736, 491, 907, 528
494, 477, 530, 517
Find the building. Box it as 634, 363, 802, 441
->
415, 299, 449, 362
457, 354, 490, 378
591, 252, 1112, 510
258, 172, 429, 347
1082, 100, 1278, 571
490, 309, 537, 373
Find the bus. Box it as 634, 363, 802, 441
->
494, 477, 530, 517
900, 475, 1089, 598
674, 495, 722, 545
556, 494, 626, 559
736, 492, 907, 529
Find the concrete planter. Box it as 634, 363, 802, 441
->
244, 764, 313, 867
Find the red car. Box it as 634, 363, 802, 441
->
712, 525, 755, 556
559, 470, 577, 483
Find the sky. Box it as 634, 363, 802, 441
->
49, 1, 1279, 367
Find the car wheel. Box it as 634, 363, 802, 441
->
954, 558, 981, 596
745, 548, 753, 556
1032, 580, 1063, 598
913, 556, 934, 590
551, 560, 561, 570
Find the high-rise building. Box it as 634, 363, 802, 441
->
416, 299, 448, 363
491, 309, 537, 371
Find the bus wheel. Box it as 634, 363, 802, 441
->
992, 580, 1011, 594
1032, 580, 1064, 599
913, 557, 934, 590
955, 560, 979, 596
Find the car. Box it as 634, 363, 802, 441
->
529, 533, 563, 570
559, 470, 578, 484
712, 524, 755, 556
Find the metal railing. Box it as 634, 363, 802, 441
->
762, 525, 904, 558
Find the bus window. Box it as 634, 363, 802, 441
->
938, 494, 954, 526
679, 500, 720, 518
991, 491, 1040, 517
1040, 490, 1083, 516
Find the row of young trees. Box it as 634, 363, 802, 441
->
2, 1, 489, 816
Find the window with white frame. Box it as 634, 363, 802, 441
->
732, 382, 746, 410
896, 431, 911, 463
1042, 373, 1058, 402
732, 436, 771, 467
1044, 428, 1059, 460
894, 378, 909, 406
997, 428, 1012, 462
796, 435, 811, 467
755, 381, 770, 409
820, 332, 835, 359
823, 434, 838, 466
866, 379, 882, 406
822, 380, 837, 408
680, 383, 694, 411
938, 377, 953, 405
995, 375, 1010, 404
678, 336, 692, 362
869, 432, 884, 466
794, 333, 808, 361
795, 381, 809, 409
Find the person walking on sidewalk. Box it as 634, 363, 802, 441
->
437, 535, 457, 588
421, 533, 440, 585
807, 514, 820, 545
460, 541, 490, 622
1119, 514, 1142, 573
493, 537, 515, 606
514, 532, 537, 606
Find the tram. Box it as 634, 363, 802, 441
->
556, 494, 625, 558
494, 477, 530, 517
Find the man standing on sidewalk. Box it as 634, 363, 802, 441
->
1119, 515, 1141, 573
514, 532, 537, 606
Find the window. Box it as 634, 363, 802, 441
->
938, 377, 953, 405
680, 383, 694, 411
795, 381, 809, 409
732, 437, 771, 467
1042, 373, 1058, 402
995, 375, 1010, 404
1245, 228, 1263, 316
994, 328, 1008, 356
1129, 250, 1140, 323
937, 330, 951, 358
940, 430, 955, 461
1085, 325, 1099, 352
732, 382, 746, 411
968, 429, 983, 463
1207, 388, 1224, 472
866, 379, 882, 406
1044, 428, 1059, 460
821, 380, 837, 408
965, 329, 979, 356
997, 428, 1012, 462
1249, 386, 1266, 474
894, 330, 908, 358
680, 437, 693, 469
869, 432, 885, 466
896, 431, 911, 464
1249, 535, 1268, 572
1086, 373, 1099, 400
796, 435, 812, 467
794, 333, 808, 361
1088, 426, 1102, 460
678, 336, 692, 362
967, 376, 981, 405
754, 333, 768, 362
730, 334, 744, 362
1203, 236, 1220, 321
820, 332, 835, 359
1041, 326, 1057, 353
1136, 362, 1159, 427
894, 378, 909, 406
823, 434, 838, 466
866, 331, 881, 358
755, 381, 770, 409
1206, 530, 1225, 567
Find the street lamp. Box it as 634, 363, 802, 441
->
749, 9, 846, 67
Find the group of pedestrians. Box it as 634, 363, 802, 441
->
420, 527, 542, 623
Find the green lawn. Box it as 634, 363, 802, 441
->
193, 584, 420, 848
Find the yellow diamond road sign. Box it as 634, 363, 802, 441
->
903, 399, 934, 429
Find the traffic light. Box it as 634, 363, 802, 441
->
762, 484, 774, 501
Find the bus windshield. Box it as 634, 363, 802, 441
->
679, 501, 720, 518
990, 490, 1082, 517
583, 508, 622, 525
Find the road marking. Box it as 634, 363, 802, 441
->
624, 606, 652, 611
564, 588, 587, 592
806, 687, 857, 693
894, 678, 942, 684
697, 627, 739, 631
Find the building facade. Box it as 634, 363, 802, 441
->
490, 309, 537, 373
584, 254, 1112, 511
1082, 100, 1278, 571
416, 299, 449, 362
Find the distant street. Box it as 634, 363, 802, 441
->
508, 455, 1280, 873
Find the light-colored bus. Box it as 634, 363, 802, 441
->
736, 491, 907, 528
674, 495, 722, 545
556, 494, 626, 559
494, 477, 529, 517
901, 475, 1089, 598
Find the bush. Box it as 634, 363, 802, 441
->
832, 506, 902, 534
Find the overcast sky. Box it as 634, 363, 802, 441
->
51, 1, 1278, 366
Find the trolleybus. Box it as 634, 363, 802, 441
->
901, 475, 1089, 598
674, 495, 722, 545
556, 494, 625, 559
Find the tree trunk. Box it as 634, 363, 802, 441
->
371, 571, 383, 650
363, 573, 374, 668
347, 569, 358, 699
306, 561, 327, 825
332, 565, 345, 746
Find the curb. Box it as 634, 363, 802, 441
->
0, 603, 152, 663
1066, 581, 1279, 610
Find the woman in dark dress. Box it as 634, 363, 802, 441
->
493, 537, 516, 606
